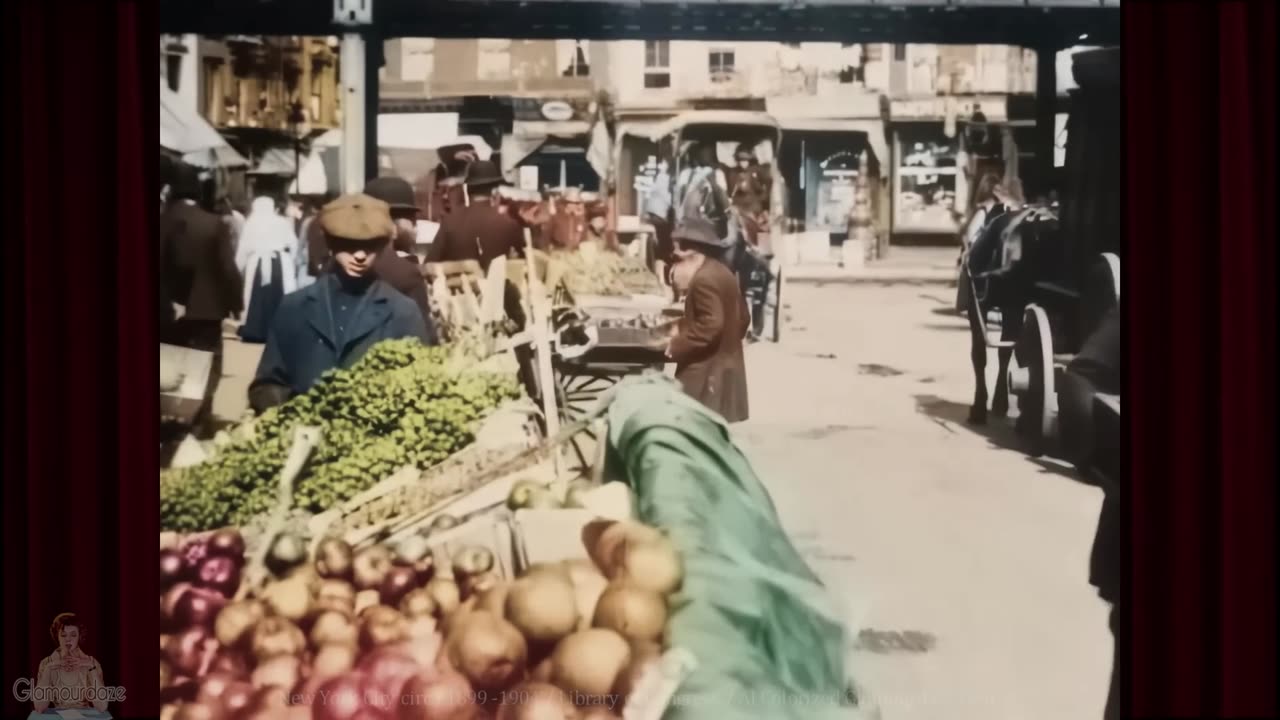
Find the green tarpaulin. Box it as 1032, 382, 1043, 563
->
604, 375, 873, 720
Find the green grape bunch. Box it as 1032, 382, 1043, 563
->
160, 338, 523, 532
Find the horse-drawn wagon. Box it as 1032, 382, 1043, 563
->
622, 110, 788, 342
965, 47, 1122, 455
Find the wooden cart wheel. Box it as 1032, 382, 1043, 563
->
555, 368, 621, 479
1008, 305, 1057, 456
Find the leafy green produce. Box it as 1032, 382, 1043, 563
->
556, 248, 663, 297
160, 338, 522, 532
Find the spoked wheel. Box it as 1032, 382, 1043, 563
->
555, 368, 621, 479
1008, 305, 1057, 456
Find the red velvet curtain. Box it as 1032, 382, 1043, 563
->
1126, 0, 1276, 716
1, 1, 158, 717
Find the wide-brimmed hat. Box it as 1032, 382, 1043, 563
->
672, 217, 731, 249
464, 160, 506, 188
363, 176, 418, 214
437, 142, 476, 162
437, 143, 478, 174
319, 193, 395, 242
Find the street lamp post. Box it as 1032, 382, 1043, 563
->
288, 101, 308, 196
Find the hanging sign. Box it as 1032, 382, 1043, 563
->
541, 101, 575, 122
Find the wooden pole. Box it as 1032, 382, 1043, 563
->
525, 229, 560, 439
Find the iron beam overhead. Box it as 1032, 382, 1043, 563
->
161, 0, 1119, 49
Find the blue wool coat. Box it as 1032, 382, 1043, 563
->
248, 277, 429, 411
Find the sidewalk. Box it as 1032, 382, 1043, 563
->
785, 246, 959, 285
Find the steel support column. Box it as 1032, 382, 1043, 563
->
364, 33, 383, 182
339, 33, 367, 194
1035, 45, 1058, 197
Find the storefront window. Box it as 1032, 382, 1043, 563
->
894, 126, 960, 233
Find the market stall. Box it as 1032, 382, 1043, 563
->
158, 328, 868, 719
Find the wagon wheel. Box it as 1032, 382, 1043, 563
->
555, 368, 620, 479
1078, 253, 1121, 345
1008, 305, 1057, 456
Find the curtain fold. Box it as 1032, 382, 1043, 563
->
1126, 1, 1276, 716
1, 1, 158, 717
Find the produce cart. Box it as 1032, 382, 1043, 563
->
160, 371, 874, 720
544, 251, 679, 477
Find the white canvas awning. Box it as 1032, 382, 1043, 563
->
159, 79, 248, 169
291, 147, 338, 195
774, 117, 889, 170
377, 113, 460, 150
248, 147, 299, 176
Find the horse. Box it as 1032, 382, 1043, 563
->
962, 203, 1059, 424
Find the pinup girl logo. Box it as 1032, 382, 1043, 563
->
13, 613, 123, 717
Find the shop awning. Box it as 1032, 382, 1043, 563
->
511, 120, 592, 139
291, 147, 338, 195
378, 113, 460, 150
502, 121, 593, 176
159, 79, 248, 169
775, 118, 889, 171
248, 147, 298, 176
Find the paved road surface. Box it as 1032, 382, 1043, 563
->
733, 281, 1109, 720
211, 280, 1110, 720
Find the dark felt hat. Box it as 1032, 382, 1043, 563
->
672, 216, 732, 249
464, 160, 506, 188
363, 176, 418, 214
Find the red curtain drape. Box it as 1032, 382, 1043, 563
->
1, 1, 158, 717
1126, 0, 1276, 717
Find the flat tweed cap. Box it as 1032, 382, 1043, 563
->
320, 193, 395, 241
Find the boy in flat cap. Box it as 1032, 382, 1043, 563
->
248, 193, 432, 413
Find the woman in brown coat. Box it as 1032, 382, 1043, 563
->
665, 217, 751, 422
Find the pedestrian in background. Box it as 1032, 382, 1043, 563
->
159, 164, 243, 435
295, 203, 318, 289
236, 196, 299, 343
666, 217, 751, 423
306, 191, 341, 278
363, 175, 438, 343
429, 160, 526, 270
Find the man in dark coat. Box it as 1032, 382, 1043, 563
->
248, 193, 431, 413
1059, 305, 1121, 720
427, 160, 526, 270
363, 176, 439, 344
424, 142, 477, 222
305, 191, 341, 278
160, 165, 244, 431
666, 217, 751, 423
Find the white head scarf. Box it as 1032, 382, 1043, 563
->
236, 197, 299, 312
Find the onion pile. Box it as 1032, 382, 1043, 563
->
161, 518, 681, 720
